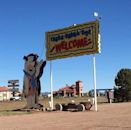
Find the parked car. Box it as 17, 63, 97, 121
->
10, 96, 21, 101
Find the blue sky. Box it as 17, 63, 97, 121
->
0, 0, 131, 92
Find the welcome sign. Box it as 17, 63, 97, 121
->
46, 20, 100, 60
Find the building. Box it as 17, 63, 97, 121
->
76, 81, 83, 97
53, 81, 83, 97
0, 86, 12, 101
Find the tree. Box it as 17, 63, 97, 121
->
114, 68, 131, 102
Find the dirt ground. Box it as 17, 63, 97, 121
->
0, 102, 131, 130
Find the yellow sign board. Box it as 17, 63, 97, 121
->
46, 20, 100, 60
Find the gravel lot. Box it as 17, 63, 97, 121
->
0, 102, 131, 130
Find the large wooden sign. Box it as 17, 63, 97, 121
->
46, 20, 100, 60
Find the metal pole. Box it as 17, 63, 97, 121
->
50, 61, 53, 110
93, 11, 101, 111
93, 54, 97, 111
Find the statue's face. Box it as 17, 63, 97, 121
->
25, 56, 36, 75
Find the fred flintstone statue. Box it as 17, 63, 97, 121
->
23, 53, 46, 109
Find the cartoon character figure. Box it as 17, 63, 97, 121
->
23, 53, 46, 109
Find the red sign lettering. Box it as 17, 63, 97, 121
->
50, 37, 91, 53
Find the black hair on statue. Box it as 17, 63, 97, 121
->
23, 56, 27, 60
23, 53, 39, 61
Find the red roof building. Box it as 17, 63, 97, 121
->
0, 86, 9, 92
0, 86, 12, 101
53, 81, 83, 97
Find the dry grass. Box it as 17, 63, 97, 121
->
0, 96, 107, 116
